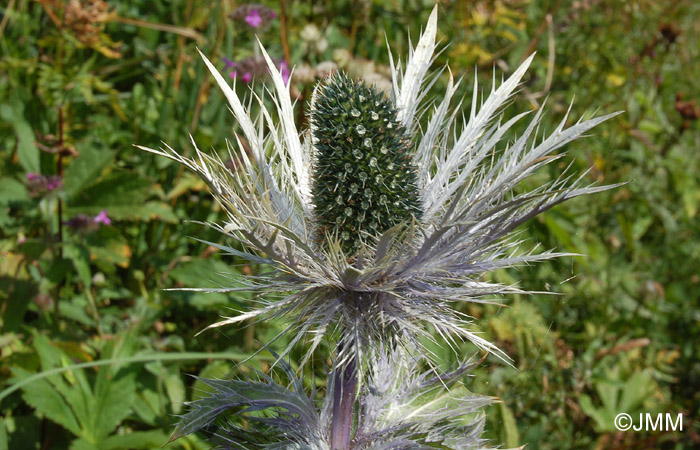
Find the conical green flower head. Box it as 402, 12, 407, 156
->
310, 73, 422, 256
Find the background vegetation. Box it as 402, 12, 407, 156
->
1, 0, 698, 448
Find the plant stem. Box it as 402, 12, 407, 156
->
55, 106, 64, 318
330, 349, 356, 450
279, 0, 291, 64
57, 107, 64, 248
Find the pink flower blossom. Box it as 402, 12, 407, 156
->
244, 9, 262, 28
230, 4, 277, 30
93, 210, 111, 225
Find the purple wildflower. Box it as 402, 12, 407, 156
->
245, 9, 262, 28
93, 210, 111, 225
26, 172, 62, 197
230, 4, 277, 31
224, 56, 290, 85
64, 214, 94, 230
65, 210, 111, 232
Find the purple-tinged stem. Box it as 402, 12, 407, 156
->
330, 352, 356, 449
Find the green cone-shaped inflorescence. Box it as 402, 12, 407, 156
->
310, 73, 422, 256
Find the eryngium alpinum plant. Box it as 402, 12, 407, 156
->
139, 6, 620, 449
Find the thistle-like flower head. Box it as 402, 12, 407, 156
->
138, 6, 620, 366
310, 72, 421, 255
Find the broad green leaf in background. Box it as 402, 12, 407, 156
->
144, 361, 186, 415
163, 368, 186, 415
618, 370, 655, 413
65, 172, 177, 222
579, 368, 657, 433
84, 227, 132, 267
169, 258, 249, 309
0, 96, 39, 173
58, 295, 97, 327
1, 351, 270, 405
674, 168, 700, 218
62, 145, 115, 198
66, 172, 151, 212
13, 332, 138, 446
0, 178, 29, 205
101, 430, 172, 450
69, 438, 101, 450
14, 366, 83, 436
191, 360, 234, 401
0, 275, 37, 333
64, 244, 92, 288
499, 402, 520, 449
0, 419, 7, 450
131, 384, 162, 427
89, 368, 137, 442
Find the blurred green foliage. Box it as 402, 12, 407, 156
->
1, 0, 698, 449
